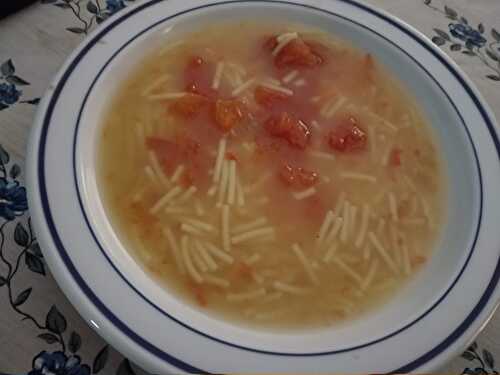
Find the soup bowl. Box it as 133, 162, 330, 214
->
26, 0, 500, 372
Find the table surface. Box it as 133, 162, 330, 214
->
0, 0, 499, 374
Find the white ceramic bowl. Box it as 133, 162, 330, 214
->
27, 0, 500, 373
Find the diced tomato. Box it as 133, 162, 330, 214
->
214, 99, 245, 132
279, 163, 295, 185
328, 116, 367, 153
278, 163, 318, 188
184, 56, 216, 98
264, 112, 311, 149
288, 121, 312, 149
254, 85, 289, 109
170, 93, 209, 118
275, 38, 324, 69
389, 147, 402, 167
296, 167, 319, 187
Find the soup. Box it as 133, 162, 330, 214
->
99, 22, 445, 329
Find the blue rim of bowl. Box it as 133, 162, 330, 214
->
35, 0, 500, 373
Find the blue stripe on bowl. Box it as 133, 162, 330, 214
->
36, 0, 499, 372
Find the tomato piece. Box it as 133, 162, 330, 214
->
389, 147, 402, 167
297, 167, 319, 187
287, 120, 311, 149
275, 38, 324, 69
279, 163, 296, 186
184, 56, 216, 98
328, 116, 367, 153
214, 99, 245, 132
170, 93, 209, 118
264, 112, 291, 136
278, 163, 318, 188
254, 85, 289, 109
264, 112, 311, 149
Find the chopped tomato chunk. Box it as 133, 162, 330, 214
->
170, 93, 209, 118
254, 85, 289, 109
264, 112, 311, 149
279, 163, 318, 188
275, 38, 324, 69
328, 116, 367, 153
184, 56, 216, 98
214, 99, 245, 132
389, 147, 402, 167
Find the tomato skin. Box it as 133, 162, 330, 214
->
328, 116, 367, 153
254, 85, 289, 109
279, 163, 318, 188
214, 99, 245, 132
170, 93, 209, 118
275, 39, 324, 69
264, 112, 311, 149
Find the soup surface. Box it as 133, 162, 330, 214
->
99, 22, 445, 329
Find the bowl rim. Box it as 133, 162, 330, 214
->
27, 0, 500, 373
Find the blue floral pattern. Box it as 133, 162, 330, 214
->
424, 0, 500, 81
0, 147, 27, 221
41, 0, 136, 35
462, 342, 499, 375
29, 351, 90, 375
0, 144, 136, 374
0, 60, 39, 111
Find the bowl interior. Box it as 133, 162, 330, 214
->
75, 2, 480, 353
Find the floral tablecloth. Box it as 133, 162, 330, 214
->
0, 0, 499, 374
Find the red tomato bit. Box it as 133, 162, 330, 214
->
328, 116, 367, 153
264, 112, 311, 149
279, 163, 318, 188
214, 99, 245, 132
170, 93, 209, 118
275, 38, 324, 69
254, 85, 289, 109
